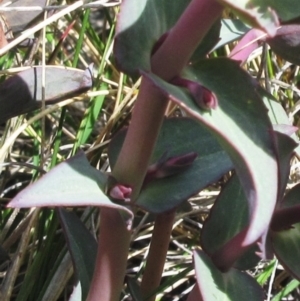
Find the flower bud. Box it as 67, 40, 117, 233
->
171, 76, 218, 110
144, 151, 197, 184
109, 184, 132, 202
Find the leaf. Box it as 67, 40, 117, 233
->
263, 0, 300, 22
261, 89, 300, 156
255, 259, 277, 285
272, 223, 300, 280
267, 25, 300, 65
8, 152, 133, 225
213, 18, 251, 51
0, 66, 92, 123
219, 0, 300, 33
1, 0, 47, 33
108, 118, 233, 213
201, 174, 260, 270
194, 250, 264, 301
143, 58, 278, 270
58, 209, 97, 301
229, 28, 265, 64
272, 131, 298, 201
218, 0, 279, 36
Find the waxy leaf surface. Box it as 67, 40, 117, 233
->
0, 66, 92, 123
194, 250, 264, 301
109, 118, 233, 213
8, 152, 133, 224
143, 58, 278, 269
58, 209, 97, 301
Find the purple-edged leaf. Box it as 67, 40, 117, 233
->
8, 152, 133, 224
108, 118, 233, 213
193, 250, 264, 301
267, 25, 300, 65
217, 0, 279, 36
58, 208, 97, 301
2, 0, 47, 33
201, 174, 260, 270
0, 66, 92, 123
143, 58, 278, 269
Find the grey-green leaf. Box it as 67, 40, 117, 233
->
0, 66, 92, 123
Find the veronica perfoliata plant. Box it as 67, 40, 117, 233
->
7, 0, 300, 300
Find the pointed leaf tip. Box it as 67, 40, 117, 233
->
194, 250, 265, 301
8, 152, 133, 224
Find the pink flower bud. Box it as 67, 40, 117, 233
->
171, 76, 218, 110
144, 151, 197, 184
109, 184, 132, 202
161, 152, 198, 177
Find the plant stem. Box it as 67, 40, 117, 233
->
151, 0, 223, 79
113, 79, 169, 199
87, 1, 223, 300
140, 210, 176, 301
114, 0, 223, 197
86, 208, 131, 301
